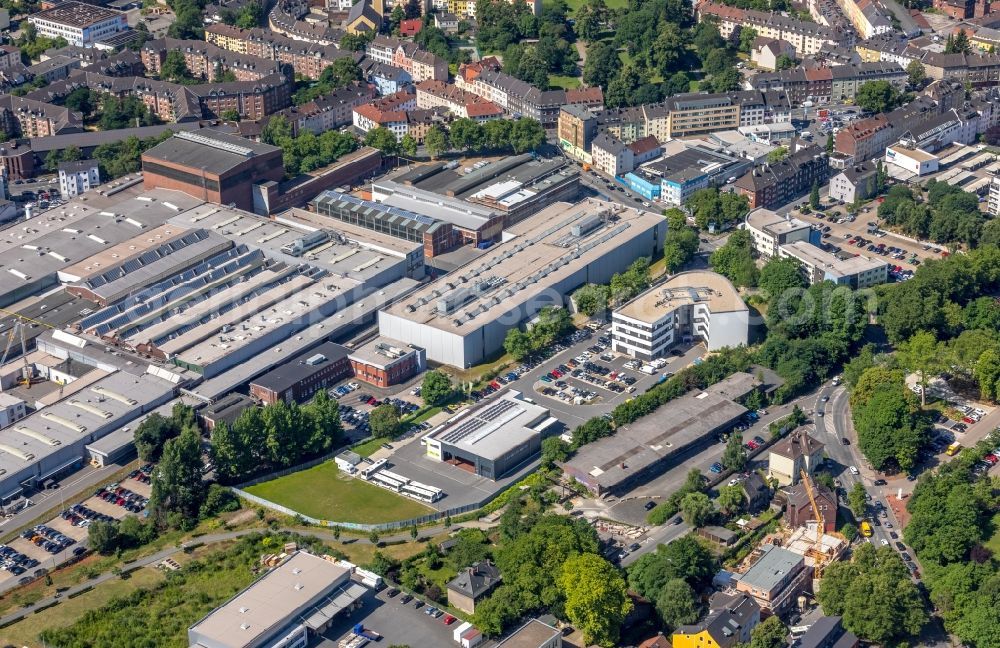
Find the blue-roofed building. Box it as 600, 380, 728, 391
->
623, 168, 661, 201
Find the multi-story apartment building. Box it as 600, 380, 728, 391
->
933, 0, 990, 19
0, 95, 80, 137
57, 159, 100, 197
0, 45, 20, 70
664, 93, 742, 138
696, 1, 841, 54
988, 174, 1000, 217
834, 114, 892, 162
742, 208, 813, 258
673, 593, 760, 648
828, 162, 878, 203
734, 545, 811, 615
45, 69, 292, 122
749, 62, 906, 105
29, 1, 127, 47
270, 81, 376, 135
362, 60, 412, 95
734, 146, 830, 209
557, 104, 599, 160
141, 38, 284, 82
445, 0, 539, 17
456, 61, 603, 126
921, 51, 1000, 87
591, 132, 634, 176
364, 36, 448, 82
353, 91, 445, 141
856, 33, 922, 66
204, 23, 357, 80
353, 90, 418, 138
415, 80, 502, 121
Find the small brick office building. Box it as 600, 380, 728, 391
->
250, 342, 352, 405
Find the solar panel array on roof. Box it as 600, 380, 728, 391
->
440, 398, 521, 444
84, 230, 210, 289
80, 246, 265, 336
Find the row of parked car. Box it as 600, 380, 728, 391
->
975, 432, 1000, 475
94, 484, 148, 514
0, 545, 40, 575
127, 464, 155, 485
339, 404, 371, 436
21, 525, 75, 555
330, 382, 361, 399
63, 503, 115, 526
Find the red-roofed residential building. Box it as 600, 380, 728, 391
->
627, 135, 661, 166
352, 89, 417, 137
566, 86, 605, 109
415, 79, 503, 121
835, 113, 892, 162
400, 18, 423, 36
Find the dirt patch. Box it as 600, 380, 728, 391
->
887, 493, 911, 529
221, 509, 258, 527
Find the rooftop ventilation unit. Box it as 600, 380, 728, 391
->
437, 287, 475, 315
571, 213, 603, 237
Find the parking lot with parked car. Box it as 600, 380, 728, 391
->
484, 324, 701, 427
0, 463, 156, 594
318, 585, 473, 648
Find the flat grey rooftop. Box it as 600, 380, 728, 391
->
384, 431, 540, 511
189, 277, 419, 400
142, 129, 280, 176
564, 376, 758, 490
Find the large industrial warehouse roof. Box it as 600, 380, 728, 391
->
170, 204, 398, 285
563, 373, 758, 491
0, 189, 201, 299
188, 552, 353, 648
427, 390, 555, 461
616, 271, 748, 323
0, 369, 177, 483
286, 208, 425, 259
374, 181, 497, 231
387, 155, 578, 213
142, 130, 280, 176
382, 199, 665, 334
188, 277, 419, 400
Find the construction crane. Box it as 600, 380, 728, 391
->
0, 320, 32, 388
0, 305, 57, 390
800, 469, 828, 578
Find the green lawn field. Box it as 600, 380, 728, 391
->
245, 461, 433, 524
548, 74, 582, 89
561, 0, 627, 13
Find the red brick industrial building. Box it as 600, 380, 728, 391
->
348, 337, 425, 388
141, 130, 284, 211
249, 342, 352, 405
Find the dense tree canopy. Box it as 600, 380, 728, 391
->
560, 553, 632, 647
850, 367, 929, 472
476, 515, 600, 634
710, 229, 757, 288
211, 392, 343, 483
818, 544, 927, 644
421, 370, 454, 406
